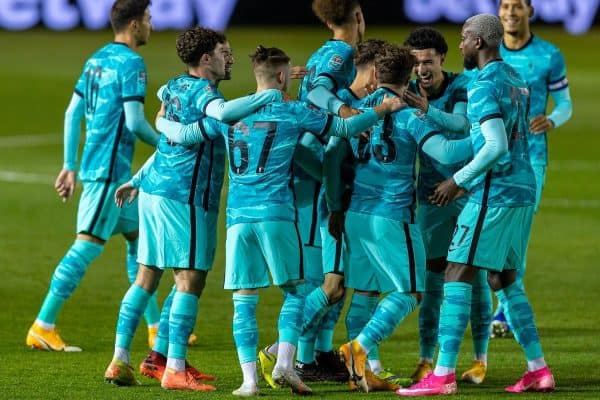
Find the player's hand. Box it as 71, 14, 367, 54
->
529, 114, 555, 134
429, 178, 460, 207
55, 169, 77, 202
379, 94, 406, 114
328, 211, 346, 242
115, 182, 139, 208
338, 105, 361, 118
402, 86, 429, 113
155, 103, 166, 127
290, 66, 308, 79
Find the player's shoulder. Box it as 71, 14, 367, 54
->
321, 39, 354, 68
447, 71, 471, 89
531, 34, 562, 54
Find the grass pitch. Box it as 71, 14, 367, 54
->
0, 25, 599, 399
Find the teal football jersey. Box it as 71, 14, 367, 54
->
141, 75, 226, 211
500, 35, 568, 165
465, 61, 536, 207
74, 42, 147, 183
408, 72, 470, 202
350, 88, 440, 222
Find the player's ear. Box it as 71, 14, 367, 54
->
528, 5, 534, 18
200, 53, 211, 64
440, 53, 446, 66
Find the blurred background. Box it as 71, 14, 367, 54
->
1, 1, 599, 398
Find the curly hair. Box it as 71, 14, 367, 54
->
176, 26, 227, 67
110, 0, 150, 33
376, 45, 415, 86
403, 27, 448, 55
355, 38, 389, 67
312, 0, 360, 26
250, 45, 290, 71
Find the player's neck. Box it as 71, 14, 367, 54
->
114, 32, 138, 51
256, 82, 280, 93
478, 49, 502, 69
331, 27, 357, 47
503, 29, 532, 50
349, 74, 369, 98
378, 83, 404, 96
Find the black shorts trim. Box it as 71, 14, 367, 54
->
467, 171, 492, 265
403, 222, 417, 293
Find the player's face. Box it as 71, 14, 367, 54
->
499, 0, 532, 35
460, 27, 478, 70
212, 41, 234, 81
134, 8, 152, 47
411, 48, 445, 90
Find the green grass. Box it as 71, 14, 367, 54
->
1, 25, 599, 399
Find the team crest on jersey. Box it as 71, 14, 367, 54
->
328, 54, 344, 71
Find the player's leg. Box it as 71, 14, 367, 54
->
28, 181, 115, 351
225, 223, 266, 396
461, 268, 492, 384
341, 214, 423, 392
493, 205, 554, 393
260, 221, 312, 395
399, 204, 521, 396
160, 268, 215, 392
104, 263, 162, 386
311, 226, 349, 382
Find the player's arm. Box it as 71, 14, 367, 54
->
203, 88, 283, 122
420, 134, 473, 164
115, 152, 156, 208
56, 92, 85, 202
124, 101, 160, 146
130, 152, 156, 189
452, 118, 507, 187
293, 134, 323, 182
425, 101, 469, 134
429, 118, 507, 206
156, 117, 220, 145
307, 74, 357, 117
530, 87, 572, 134
323, 96, 404, 139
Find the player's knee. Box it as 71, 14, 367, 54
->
486, 272, 503, 291
322, 276, 345, 304
134, 264, 162, 293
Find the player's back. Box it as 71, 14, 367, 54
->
298, 40, 356, 103
76, 42, 145, 182
409, 72, 470, 203
467, 61, 536, 207
142, 75, 226, 210
226, 101, 325, 227
350, 88, 437, 222
500, 35, 568, 164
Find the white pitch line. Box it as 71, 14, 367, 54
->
0, 171, 54, 184
0, 133, 61, 148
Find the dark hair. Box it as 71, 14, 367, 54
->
110, 0, 150, 33
355, 38, 389, 67
404, 27, 448, 55
312, 0, 360, 26
250, 45, 290, 69
376, 45, 415, 86
176, 26, 227, 67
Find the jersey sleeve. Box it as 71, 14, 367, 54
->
547, 48, 569, 92
471, 80, 501, 125
202, 117, 229, 140
295, 102, 333, 140
195, 85, 224, 115
315, 45, 354, 92
74, 66, 86, 98
409, 112, 442, 148
122, 56, 147, 103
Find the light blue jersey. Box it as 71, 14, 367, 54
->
74, 42, 147, 183
466, 61, 536, 207
408, 72, 470, 202
500, 35, 569, 166
350, 88, 440, 222
199, 101, 332, 227
336, 88, 361, 106
298, 39, 356, 103
141, 75, 226, 211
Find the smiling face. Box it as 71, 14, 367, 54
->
498, 0, 532, 36
411, 48, 445, 91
